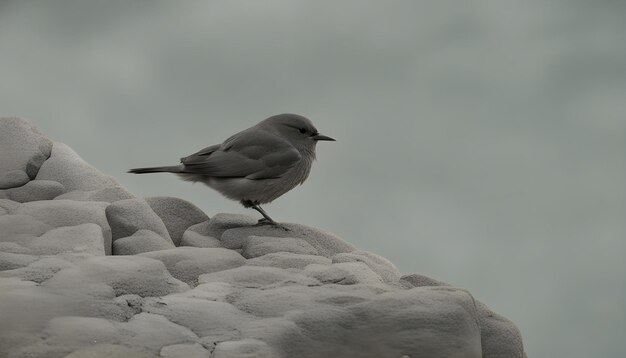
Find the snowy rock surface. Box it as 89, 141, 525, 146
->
0, 118, 526, 358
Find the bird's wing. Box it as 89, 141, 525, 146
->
180, 129, 301, 179
180, 144, 221, 164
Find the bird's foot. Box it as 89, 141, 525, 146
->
256, 218, 290, 231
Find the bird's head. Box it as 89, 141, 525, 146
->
258, 113, 335, 152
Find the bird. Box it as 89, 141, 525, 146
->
128, 113, 335, 227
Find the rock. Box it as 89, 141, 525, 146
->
143, 296, 254, 337
198, 213, 257, 238
35, 142, 118, 191
16, 200, 112, 254
0, 332, 40, 357
5, 341, 71, 358
139, 247, 246, 286
64, 344, 154, 358
0, 214, 52, 246
0, 118, 52, 181
28, 223, 106, 256
42, 316, 125, 349
112, 229, 174, 255
5, 180, 65, 202
0, 251, 38, 271
302, 262, 384, 285
238, 317, 303, 356
121, 313, 199, 351
179, 230, 221, 248
231, 286, 323, 318
145, 197, 209, 246
0, 198, 20, 213
0, 118, 527, 357
0, 257, 75, 283
241, 236, 318, 259
54, 186, 134, 203
172, 281, 236, 302
0, 170, 30, 189
213, 339, 278, 358
0, 242, 32, 254
160, 343, 211, 358
113, 294, 144, 318
246, 252, 331, 270
399, 273, 449, 288
45, 256, 189, 297
221, 223, 355, 258
105, 198, 172, 244
199, 265, 319, 288
476, 301, 526, 358
0, 283, 128, 335
247, 287, 482, 358
332, 250, 401, 284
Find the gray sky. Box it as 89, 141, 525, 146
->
1, 1, 625, 356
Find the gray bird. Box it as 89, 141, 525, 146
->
128, 113, 335, 226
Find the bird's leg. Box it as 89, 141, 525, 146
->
251, 204, 289, 231
251, 204, 277, 224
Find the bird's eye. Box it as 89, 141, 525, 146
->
299, 128, 306, 134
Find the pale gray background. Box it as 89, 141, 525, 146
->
1, 1, 624, 357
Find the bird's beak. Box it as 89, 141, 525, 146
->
312, 133, 336, 141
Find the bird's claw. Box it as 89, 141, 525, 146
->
256, 218, 290, 231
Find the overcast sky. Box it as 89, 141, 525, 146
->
1, 1, 625, 356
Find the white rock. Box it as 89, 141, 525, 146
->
399, 273, 449, 288
64, 344, 154, 358
15, 200, 111, 254
0, 284, 127, 335
0, 198, 20, 213
160, 343, 211, 358
145, 196, 209, 246
113, 229, 174, 255
45, 256, 189, 297
143, 296, 254, 337
197, 213, 257, 238
5, 341, 71, 358
105, 198, 172, 244
122, 313, 199, 351
5, 180, 65, 202
0, 251, 38, 271
54, 186, 134, 203
213, 339, 279, 358
139, 247, 246, 286
0, 257, 75, 283
332, 250, 401, 284
0, 118, 52, 181
246, 252, 331, 270
241, 236, 318, 259
35, 142, 118, 191
0, 214, 52, 245
221, 223, 355, 258
0, 332, 40, 357
476, 301, 526, 358
0, 170, 30, 189
303, 262, 384, 285
179, 230, 221, 248
254, 287, 483, 358
29, 223, 105, 256
172, 281, 236, 302
199, 265, 319, 288
0, 276, 38, 291
43, 316, 124, 348
0, 242, 32, 254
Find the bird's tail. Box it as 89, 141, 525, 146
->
127, 165, 183, 174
